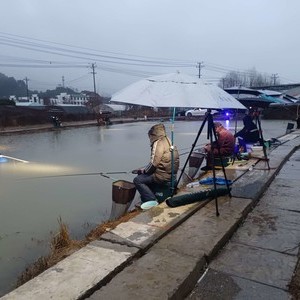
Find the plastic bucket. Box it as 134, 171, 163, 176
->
189, 152, 205, 168
245, 143, 253, 153
112, 180, 136, 204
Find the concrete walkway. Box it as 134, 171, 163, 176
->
2, 131, 300, 299
187, 146, 300, 299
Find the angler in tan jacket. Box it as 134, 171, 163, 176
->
133, 123, 179, 203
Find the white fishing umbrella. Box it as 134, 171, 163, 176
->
111, 72, 246, 110
111, 72, 246, 192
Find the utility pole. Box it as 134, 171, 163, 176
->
197, 62, 204, 78
62, 76, 65, 88
91, 63, 97, 95
24, 77, 29, 101
271, 73, 278, 85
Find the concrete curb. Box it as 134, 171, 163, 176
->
0, 118, 164, 136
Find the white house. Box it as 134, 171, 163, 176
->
56, 93, 89, 106
10, 94, 44, 106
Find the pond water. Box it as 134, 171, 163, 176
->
0, 118, 291, 296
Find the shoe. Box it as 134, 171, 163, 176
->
201, 166, 212, 171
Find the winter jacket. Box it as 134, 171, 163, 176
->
235, 115, 259, 143
144, 124, 179, 183
211, 127, 235, 156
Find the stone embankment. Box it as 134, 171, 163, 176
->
1, 122, 300, 299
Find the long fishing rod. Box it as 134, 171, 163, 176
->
178, 142, 208, 157
19, 171, 130, 180
99, 173, 119, 181
0, 154, 29, 163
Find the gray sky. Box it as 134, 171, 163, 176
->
0, 0, 299, 96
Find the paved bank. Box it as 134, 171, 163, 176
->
0, 117, 163, 135
187, 142, 300, 299
87, 132, 300, 300
1, 129, 300, 299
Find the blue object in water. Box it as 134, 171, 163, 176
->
0, 157, 8, 163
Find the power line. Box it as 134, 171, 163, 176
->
0, 32, 289, 81
0, 33, 194, 67
65, 74, 91, 84
0, 31, 195, 65
0, 63, 88, 68
1, 32, 299, 90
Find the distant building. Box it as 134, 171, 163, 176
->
10, 92, 91, 107
55, 92, 89, 106
251, 83, 300, 100
283, 86, 300, 100
10, 94, 44, 106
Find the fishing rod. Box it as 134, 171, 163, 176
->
19, 171, 130, 180
0, 154, 29, 163
178, 143, 207, 157
98, 173, 119, 181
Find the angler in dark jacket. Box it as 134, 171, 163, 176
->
133, 123, 179, 203
235, 114, 260, 150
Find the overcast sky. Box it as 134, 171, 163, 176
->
0, 0, 299, 96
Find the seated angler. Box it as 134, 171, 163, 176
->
132, 123, 179, 203
201, 122, 235, 171
235, 113, 260, 151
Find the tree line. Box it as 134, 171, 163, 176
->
219, 68, 280, 89
0, 72, 78, 100
0, 73, 30, 98
0, 68, 279, 101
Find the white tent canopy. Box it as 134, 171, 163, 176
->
111, 72, 246, 110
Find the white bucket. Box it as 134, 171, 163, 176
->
245, 144, 253, 153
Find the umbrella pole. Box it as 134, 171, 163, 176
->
234, 109, 238, 135
170, 107, 176, 194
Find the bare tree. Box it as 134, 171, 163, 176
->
219, 68, 279, 88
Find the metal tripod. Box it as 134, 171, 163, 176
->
175, 111, 232, 216
252, 109, 270, 170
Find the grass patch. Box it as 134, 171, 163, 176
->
17, 210, 140, 287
